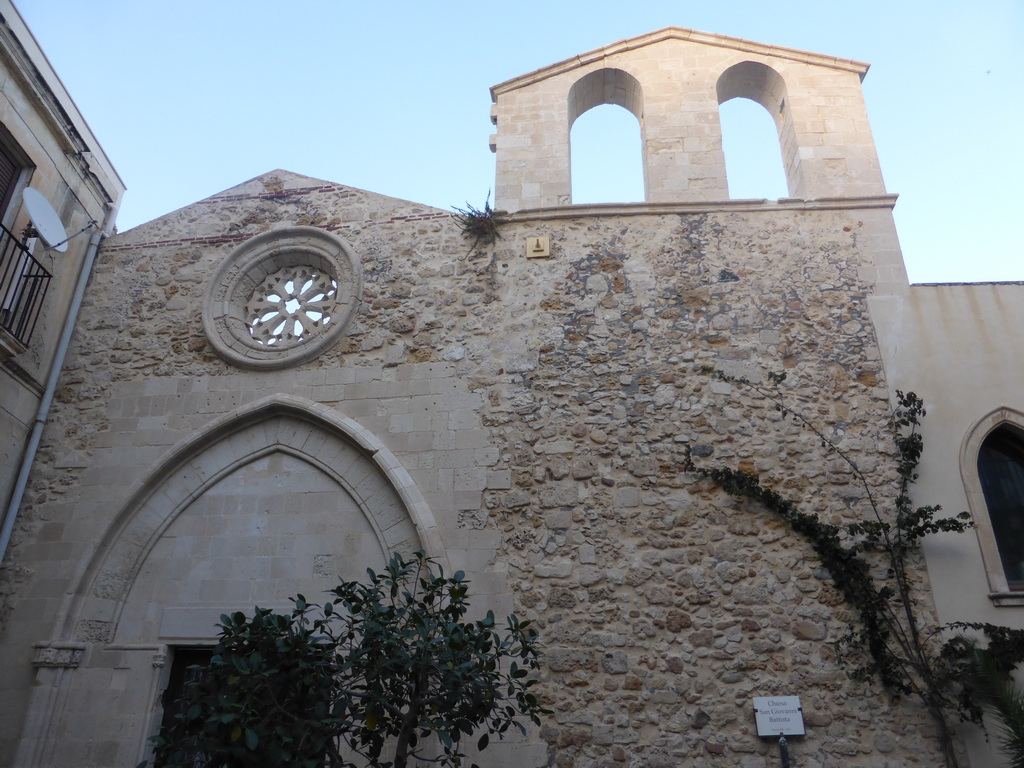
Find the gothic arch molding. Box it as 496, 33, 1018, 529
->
960, 406, 1024, 599
58, 395, 442, 642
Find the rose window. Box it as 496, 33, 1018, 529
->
203, 227, 361, 370
245, 267, 338, 346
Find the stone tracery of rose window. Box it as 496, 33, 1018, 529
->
245, 266, 338, 346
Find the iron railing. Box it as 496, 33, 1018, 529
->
0, 221, 51, 347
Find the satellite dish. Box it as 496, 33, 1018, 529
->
22, 188, 68, 253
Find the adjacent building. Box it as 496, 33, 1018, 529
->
0, 0, 123, 670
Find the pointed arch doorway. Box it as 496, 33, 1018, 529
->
15, 395, 441, 768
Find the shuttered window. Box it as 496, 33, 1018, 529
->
0, 141, 19, 217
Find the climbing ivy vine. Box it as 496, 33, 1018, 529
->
684, 371, 1024, 768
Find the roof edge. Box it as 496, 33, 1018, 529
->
490, 26, 870, 100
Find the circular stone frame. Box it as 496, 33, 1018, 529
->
202, 227, 362, 370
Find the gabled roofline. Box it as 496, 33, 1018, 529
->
490, 26, 870, 100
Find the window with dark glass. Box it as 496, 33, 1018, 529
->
978, 426, 1024, 589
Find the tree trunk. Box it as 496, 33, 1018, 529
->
392, 695, 421, 768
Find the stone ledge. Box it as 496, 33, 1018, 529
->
0, 324, 27, 360
988, 592, 1024, 607
500, 194, 899, 223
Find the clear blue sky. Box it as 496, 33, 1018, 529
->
16, 0, 1023, 284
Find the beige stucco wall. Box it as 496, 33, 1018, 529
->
873, 283, 1024, 621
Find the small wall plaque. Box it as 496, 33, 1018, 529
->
525, 236, 550, 258
753, 696, 805, 737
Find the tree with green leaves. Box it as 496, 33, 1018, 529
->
684, 371, 1024, 768
148, 551, 547, 768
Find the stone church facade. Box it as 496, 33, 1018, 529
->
3, 22, 1024, 768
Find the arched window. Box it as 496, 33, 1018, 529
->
978, 426, 1024, 589
716, 61, 801, 199
961, 409, 1024, 602
567, 68, 645, 204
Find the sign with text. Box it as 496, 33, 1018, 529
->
753, 696, 805, 737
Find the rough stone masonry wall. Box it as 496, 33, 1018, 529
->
476, 208, 942, 768
0, 174, 943, 767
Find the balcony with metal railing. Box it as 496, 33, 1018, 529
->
0, 221, 52, 356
